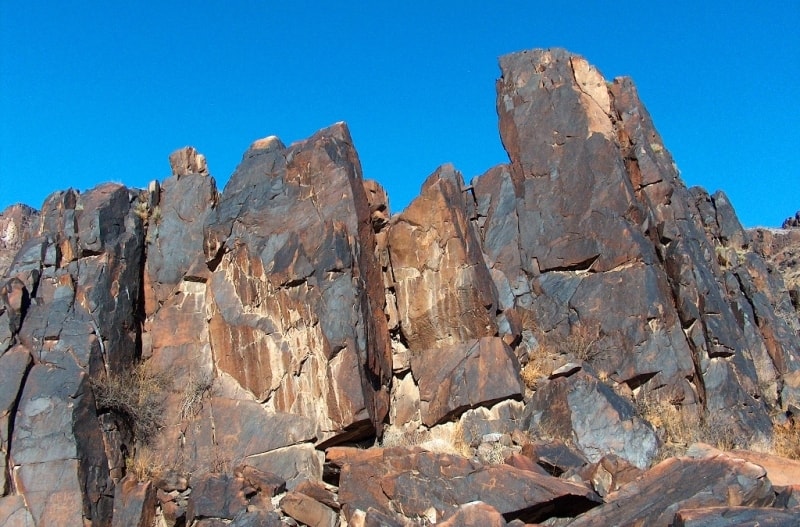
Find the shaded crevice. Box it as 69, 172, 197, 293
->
3, 352, 33, 496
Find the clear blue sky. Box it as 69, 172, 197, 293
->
1, 2, 798, 227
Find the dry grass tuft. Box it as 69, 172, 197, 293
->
179, 371, 213, 421
92, 362, 169, 445
125, 445, 164, 481
771, 419, 800, 460
637, 396, 737, 461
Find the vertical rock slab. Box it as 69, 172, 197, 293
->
611, 75, 795, 433
0, 346, 31, 496
203, 123, 391, 443
492, 48, 697, 404
0, 204, 38, 278
387, 164, 498, 351
5, 182, 146, 526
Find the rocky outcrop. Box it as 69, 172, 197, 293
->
1, 47, 799, 525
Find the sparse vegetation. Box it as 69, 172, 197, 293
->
125, 445, 164, 481
179, 371, 213, 421
92, 362, 169, 445
771, 418, 800, 460
637, 396, 737, 461
519, 322, 602, 390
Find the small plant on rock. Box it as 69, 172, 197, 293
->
92, 362, 169, 445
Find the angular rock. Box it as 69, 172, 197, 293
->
521, 440, 588, 477
387, 164, 498, 351
0, 495, 35, 527
186, 473, 249, 523
203, 124, 391, 443
111, 476, 157, 527
335, 447, 600, 524
242, 444, 324, 490
411, 337, 523, 426
280, 491, 338, 527
438, 501, 508, 527
524, 371, 658, 469
674, 507, 800, 527
568, 453, 775, 526
0, 204, 38, 278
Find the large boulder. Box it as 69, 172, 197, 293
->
203, 124, 392, 444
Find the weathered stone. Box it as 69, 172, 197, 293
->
203, 123, 391, 443
674, 507, 800, 527
568, 454, 775, 526
169, 146, 209, 178
336, 447, 600, 524
387, 164, 498, 351
280, 491, 339, 527
0, 346, 31, 495
230, 509, 283, 527
186, 473, 249, 523
11, 360, 112, 526
520, 440, 588, 477
524, 371, 658, 469
111, 476, 157, 527
411, 337, 523, 426
0, 204, 38, 278
438, 501, 508, 527
234, 465, 286, 497
0, 495, 35, 527
571, 453, 643, 497
242, 444, 324, 490
294, 479, 339, 510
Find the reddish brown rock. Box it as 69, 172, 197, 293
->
280, 490, 339, 527
203, 124, 391, 444
0, 495, 35, 527
186, 473, 249, 523
336, 447, 600, 524
0, 204, 38, 277
569, 454, 775, 526
524, 371, 658, 469
387, 164, 498, 351
111, 476, 157, 527
438, 501, 508, 526
410, 337, 523, 426
674, 507, 800, 527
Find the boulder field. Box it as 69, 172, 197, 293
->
1, 48, 799, 526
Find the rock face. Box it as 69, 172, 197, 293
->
0, 47, 799, 525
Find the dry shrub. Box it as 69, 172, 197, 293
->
638, 396, 737, 461
125, 445, 164, 481
561, 322, 601, 361
180, 371, 213, 421
772, 419, 800, 460
92, 362, 169, 445
520, 340, 558, 390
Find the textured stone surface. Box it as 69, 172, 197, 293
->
280, 491, 338, 527
334, 446, 600, 524
387, 164, 498, 351
111, 477, 156, 527
0, 46, 798, 526
569, 454, 775, 527
0, 204, 38, 278
525, 371, 658, 468
674, 507, 800, 527
410, 337, 522, 426
203, 124, 391, 444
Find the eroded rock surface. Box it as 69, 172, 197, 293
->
0, 47, 798, 526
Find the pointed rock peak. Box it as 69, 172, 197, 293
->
169, 146, 209, 177
294, 121, 354, 150
422, 163, 465, 192
249, 135, 285, 153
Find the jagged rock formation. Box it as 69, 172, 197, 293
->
0, 48, 799, 526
